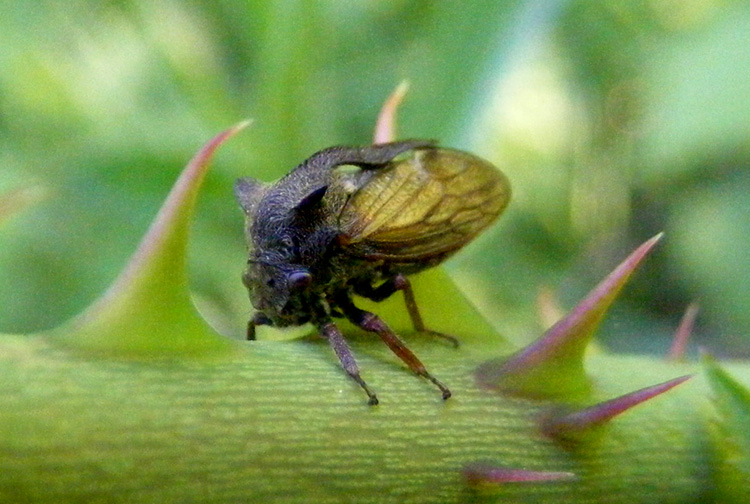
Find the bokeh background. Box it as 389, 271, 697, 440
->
1, 0, 748, 358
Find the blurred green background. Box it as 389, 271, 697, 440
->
1, 0, 748, 358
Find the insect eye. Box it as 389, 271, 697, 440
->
287, 270, 312, 290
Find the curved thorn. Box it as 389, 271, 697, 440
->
541, 375, 693, 438
52, 120, 251, 355
373, 80, 410, 144
668, 302, 699, 360
477, 233, 664, 399
103, 119, 252, 298
502, 233, 663, 374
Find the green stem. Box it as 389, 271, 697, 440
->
0, 334, 738, 503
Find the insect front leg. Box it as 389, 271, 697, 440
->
354, 274, 459, 348
246, 312, 272, 341
319, 320, 379, 406
335, 293, 451, 400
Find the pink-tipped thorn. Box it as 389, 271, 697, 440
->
96, 120, 252, 299
476, 234, 664, 398
541, 375, 692, 439
373, 80, 410, 144
501, 233, 663, 374
464, 464, 575, 485
668, 302, 699, 360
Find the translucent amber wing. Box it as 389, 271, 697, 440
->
338, 148, 510, 261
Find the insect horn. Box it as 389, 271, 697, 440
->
295, 140, 436, 178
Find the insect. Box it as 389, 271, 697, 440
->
234, 140, 510, 405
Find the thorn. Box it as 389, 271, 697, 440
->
476, 234, 664, 399
536, 285, 564, 330
541, 375, 692, 439
464, 464, 576, 485
668, 302, 699, 361
373, 80, 410, 144
51, 121, 250, 355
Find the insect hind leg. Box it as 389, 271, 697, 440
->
336, 294, 451, 400
354, 274, 459, 348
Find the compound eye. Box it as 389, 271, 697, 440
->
287, 270, 312, 291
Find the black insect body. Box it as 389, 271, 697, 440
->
235, 140, 510, 405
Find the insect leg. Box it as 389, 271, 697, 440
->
319, 321, 379, 405
355, 274, 459, 348
246, 312, 272, 341
336, 295, 451, 400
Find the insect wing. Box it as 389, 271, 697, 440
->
338, 148, 510, 261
